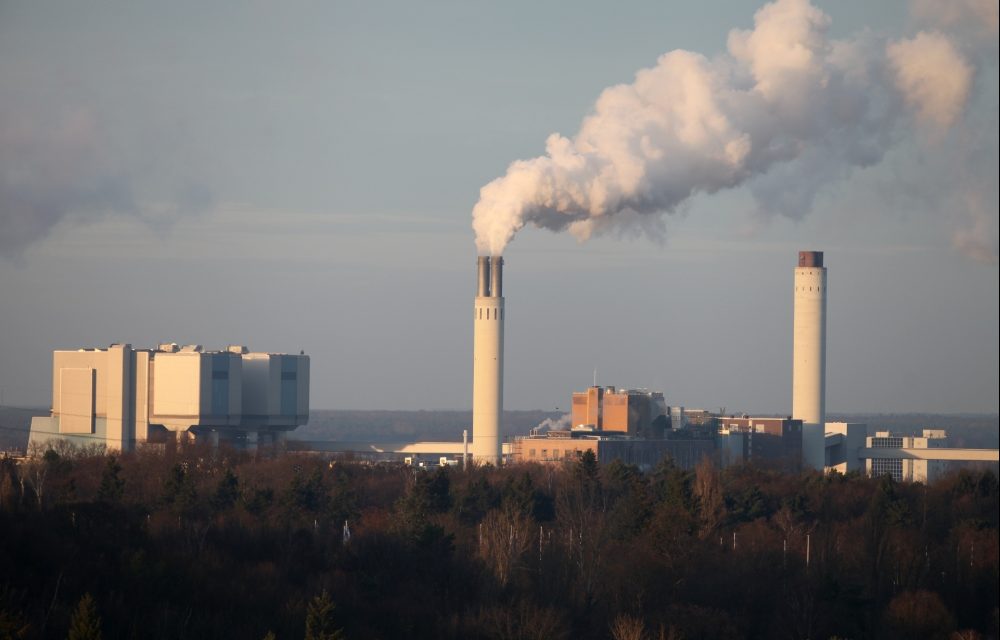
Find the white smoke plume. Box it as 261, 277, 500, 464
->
532, 413, 572, 435
887, 32, 972, 129
472, 0, 990, 258
0, 106, 212, 259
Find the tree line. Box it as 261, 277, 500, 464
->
0, 442, 997, 639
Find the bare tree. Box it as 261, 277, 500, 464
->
479, 505, 533, 587
693, 457, 725, 540
610, 614, 649, 640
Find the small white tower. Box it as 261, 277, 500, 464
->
793, 250, 827, 470
472, 256, 504, 464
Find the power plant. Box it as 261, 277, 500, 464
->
471, 255, 504, 464
792, 250, 827, 470
17, 250, 997, 478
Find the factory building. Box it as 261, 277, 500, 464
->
28, 343, 309, 452
510, 433, 712, 471
512, 384, 709, 470
865, 430, 949, 483
715, 416, 803, 471
823, 422, 868, 473
571, 386, 668, 438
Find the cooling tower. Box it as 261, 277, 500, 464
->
793, 251, 827, 470
472, 255, 504, 464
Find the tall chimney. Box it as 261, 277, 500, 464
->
793, 250, 826, 470
472, 256, 504, 464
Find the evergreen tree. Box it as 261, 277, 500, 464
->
96, 457, 125, 504
0, 608, 30, 640
210, 468, 240, 511
67, 593, 102, 640
304, 590, 344, 640
162, 463, 197, 513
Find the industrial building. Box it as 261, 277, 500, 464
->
864, 430, 947, 482
716, 416, 803, 471
510, 432, 712, 470
822, 422, 868, 473
821, 425, 998, 481
510, 384, 710, 470
28, 343, 309, 452
571, 386, 668, 437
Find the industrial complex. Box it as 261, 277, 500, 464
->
22, 251, 998, 480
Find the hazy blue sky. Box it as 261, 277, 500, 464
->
1, 0, 997, 414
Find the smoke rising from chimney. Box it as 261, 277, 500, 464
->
472, 0, 989, 258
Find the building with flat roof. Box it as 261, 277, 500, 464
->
715, 416, 802, 471
571, 386, 667, 438
823, 422, 868, 474
510, 431, 712, 470
511, 384, 704, 469
28, 343, 309, 453
865, 429, 948, 482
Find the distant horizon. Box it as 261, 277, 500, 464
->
5, 405, 999, 418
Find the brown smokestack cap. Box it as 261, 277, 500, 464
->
798, 251, 823, 267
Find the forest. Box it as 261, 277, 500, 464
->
0, 443, 997, 640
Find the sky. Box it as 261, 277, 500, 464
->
0, 0, 997, 415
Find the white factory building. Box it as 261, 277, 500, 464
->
864, 430, 948, 482
28, 343, 309, 452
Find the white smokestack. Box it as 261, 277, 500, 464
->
471, 0, 981, 258
793, 250, 826, 470
472, 255, 504, 464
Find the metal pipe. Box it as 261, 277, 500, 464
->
477, 256, 491, 297
490, 256, 503, 298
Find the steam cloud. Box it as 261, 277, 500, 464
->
472, 0, 994, 260
0, 107, 211, 258
532, 413, 572, 435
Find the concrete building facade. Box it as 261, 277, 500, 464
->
715, 416, 803, 471
29, 343, 309, 452
823, 422, 868, 474
865, 429, 948, 483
